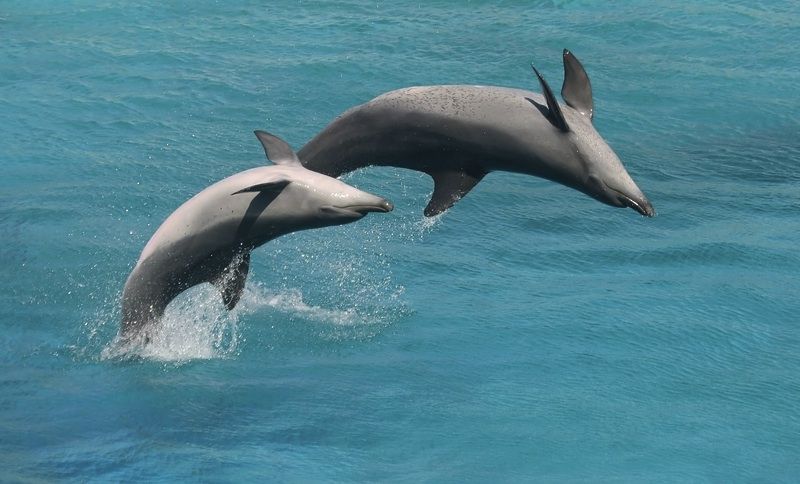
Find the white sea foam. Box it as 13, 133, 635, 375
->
99, 285, 240, 362
98, 275, 406, 363
415, 211, 444, 234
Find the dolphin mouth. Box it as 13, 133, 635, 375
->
344, 199, 394, 214
324, 199, 394, 216
604, 183, 655, 217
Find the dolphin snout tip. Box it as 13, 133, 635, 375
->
600, 180, 655, 217
380, 199, 394, 213
641, 200, 655, 218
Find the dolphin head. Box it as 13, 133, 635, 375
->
565, 114, 655, 217
293, 168, 395, 223
528, 50, 654, 217
240, 130, 393, 234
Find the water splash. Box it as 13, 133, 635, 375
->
238, 283, 392, 327
96, 280, 405, 363
99, 284, 243, 362
340, 166, 445, 241
414, 210, 444, 235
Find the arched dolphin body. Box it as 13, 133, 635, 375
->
297, 50, 654, 217
119, 131, 393, 341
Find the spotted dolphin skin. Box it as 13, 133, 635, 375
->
297, 49, 654, 217
119, 131, 393, 341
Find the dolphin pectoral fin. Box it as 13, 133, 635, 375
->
232, 179, 290, 196
214, 252, 250, 311
530, 64, 570, 132
254, 130, 302, 166
561, 49, 593, 119
424, 169, 486, 217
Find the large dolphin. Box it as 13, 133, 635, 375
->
297, 49, 654, 217
119, 131, 393, 341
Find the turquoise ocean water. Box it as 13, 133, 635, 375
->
2, 1, 799, 481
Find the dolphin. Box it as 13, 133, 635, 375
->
297, 49, 654, 217
119, 131, 393, 341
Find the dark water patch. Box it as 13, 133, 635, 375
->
681, 131, 800, 183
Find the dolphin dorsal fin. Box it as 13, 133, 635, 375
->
531, 64, 570, 132
254, 130, 301, 166
561, 49, 593, 120
213, 252, 250, 311
424, 169, 486, 217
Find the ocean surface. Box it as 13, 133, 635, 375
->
2, 1, 799, 481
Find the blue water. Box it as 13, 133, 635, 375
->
2, 1, 799, 481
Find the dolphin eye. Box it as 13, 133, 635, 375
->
586, 174, 603, 190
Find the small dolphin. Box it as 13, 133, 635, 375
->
119, 131, 393, 341
297, 49, 654, 217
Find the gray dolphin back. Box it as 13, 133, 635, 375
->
297, 49, 653, 217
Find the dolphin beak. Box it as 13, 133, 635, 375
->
379, 199, 394, 212
602, 181, 655, 217
619, 194, 655, 217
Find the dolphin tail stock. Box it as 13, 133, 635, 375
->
424, 168, 487, 217
120, 286, 164, 341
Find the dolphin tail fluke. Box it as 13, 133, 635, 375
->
213, 252, 250, 311
424, 169, 486, 217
